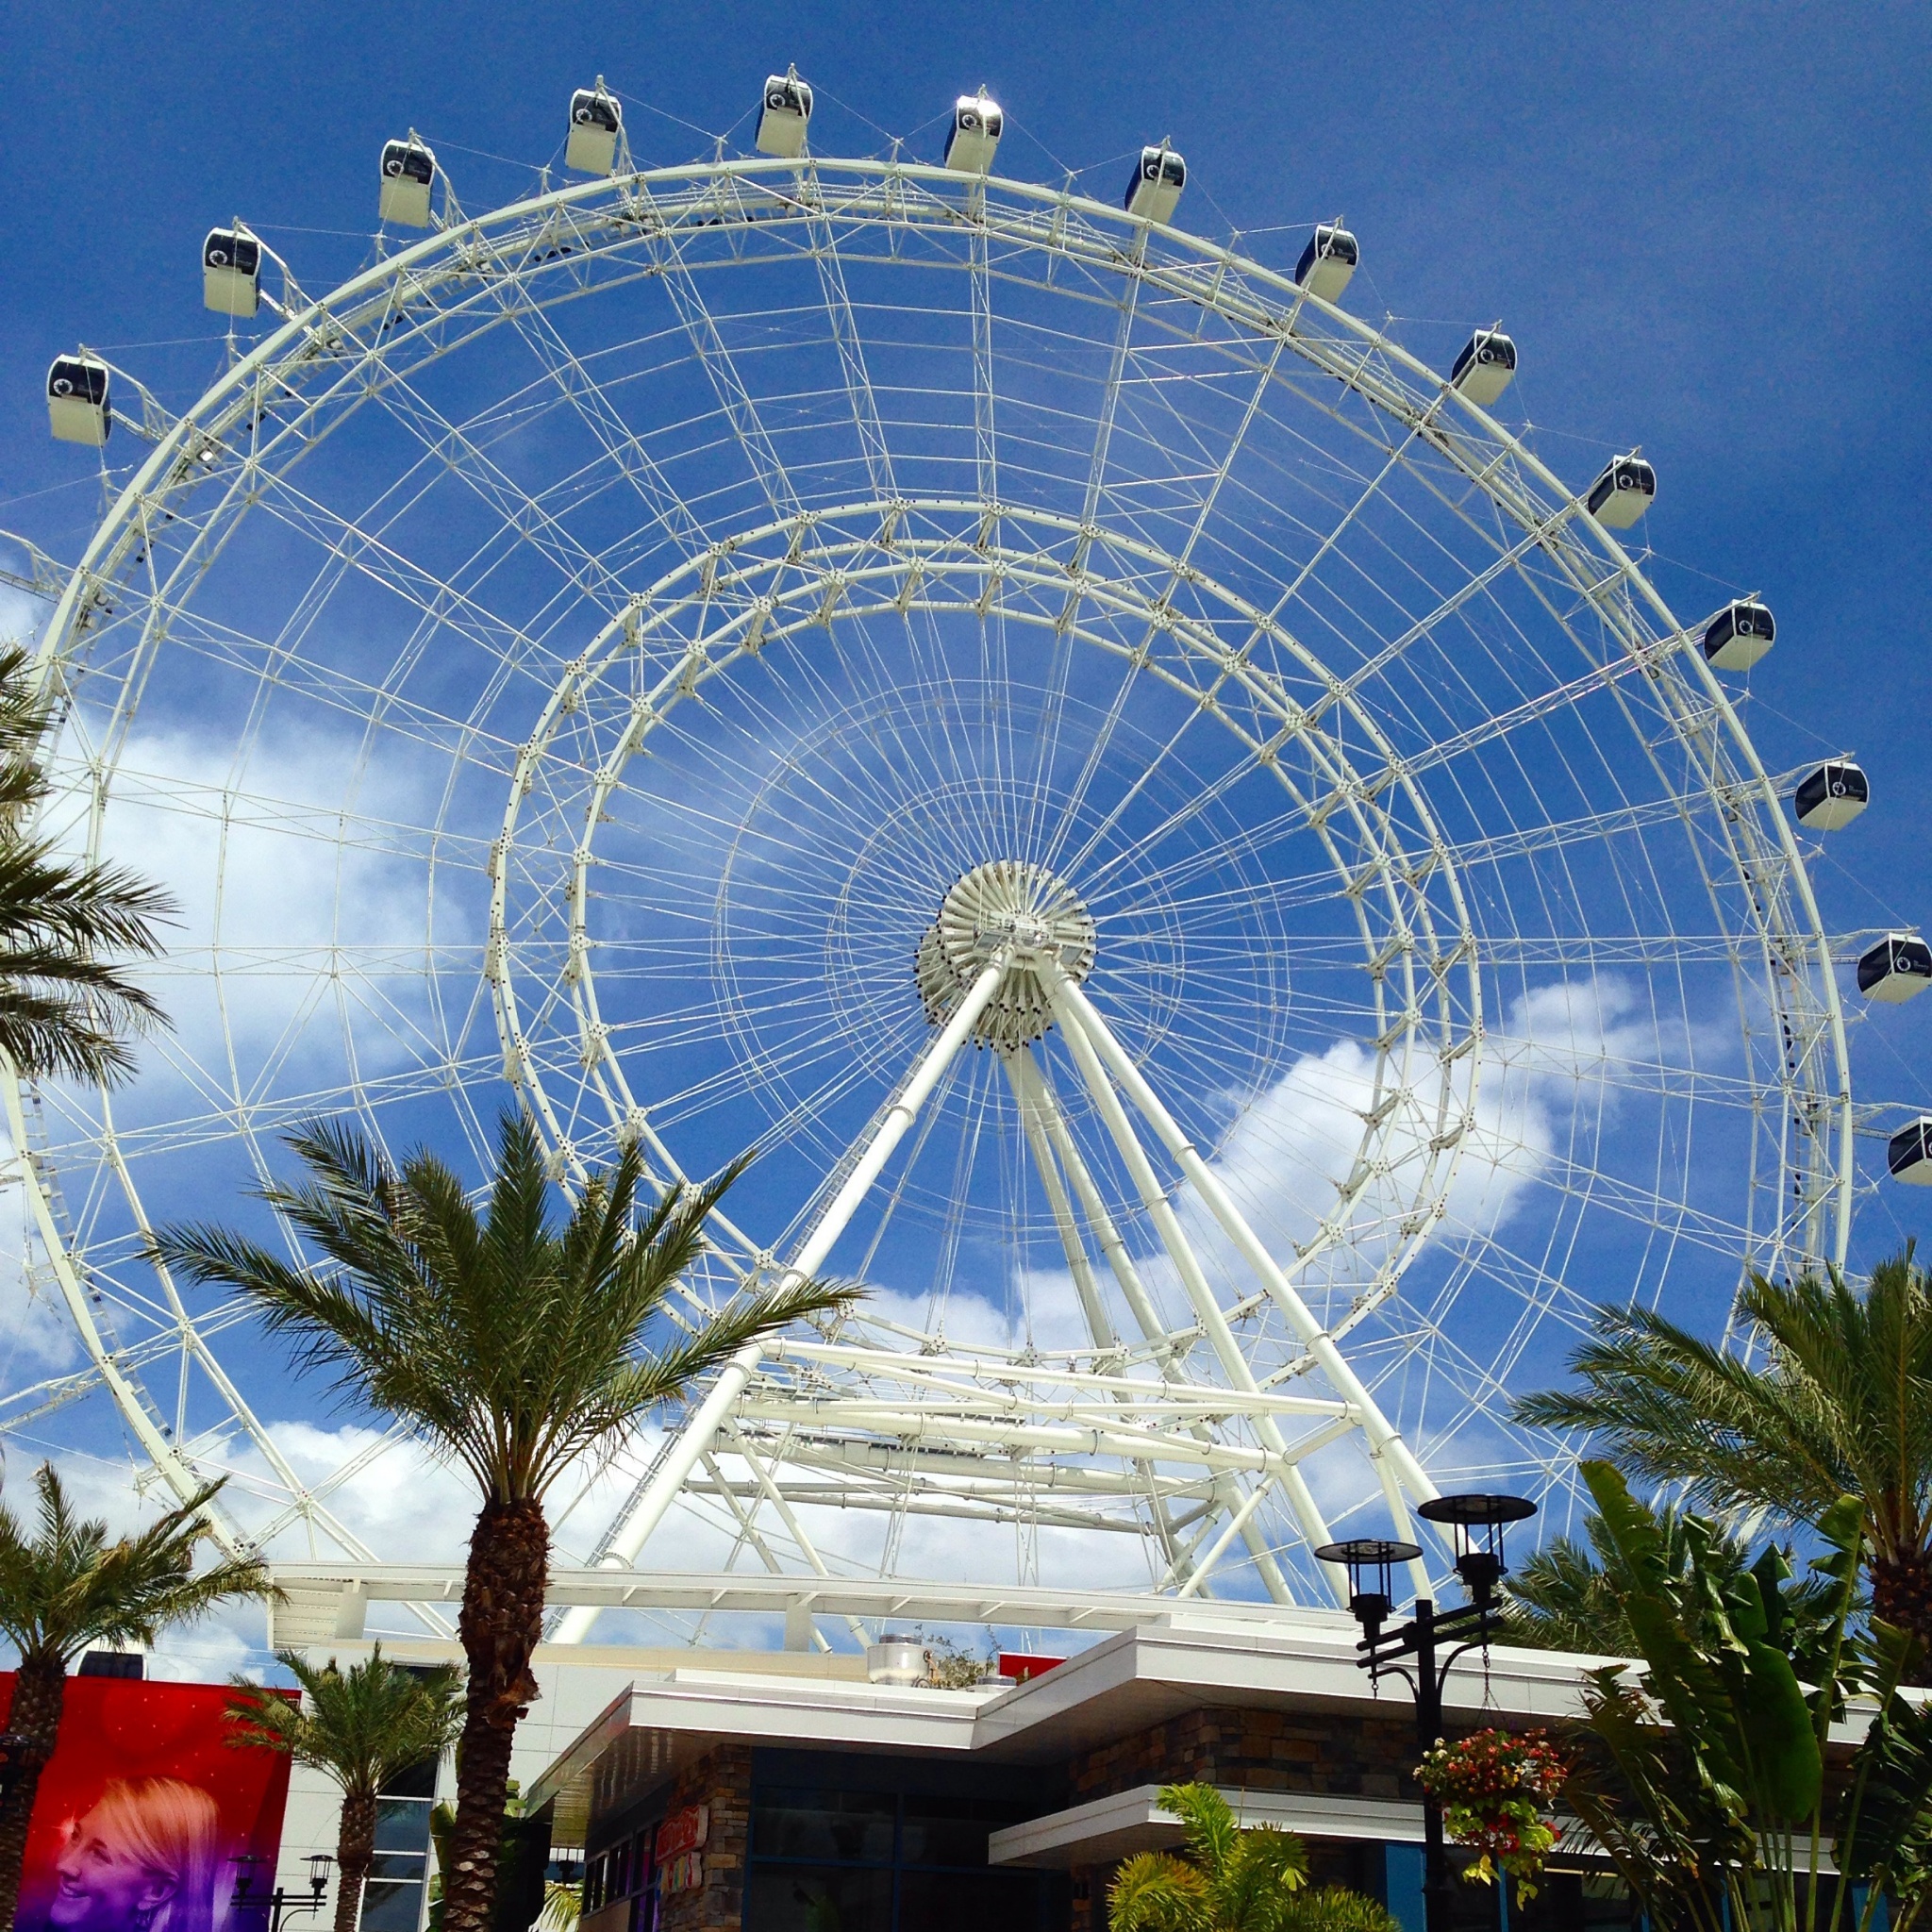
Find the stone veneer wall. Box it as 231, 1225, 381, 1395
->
1064, 1706, 1418, 1932
656, 1743, 755, 1932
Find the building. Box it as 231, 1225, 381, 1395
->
517, 1605, 1610, 1932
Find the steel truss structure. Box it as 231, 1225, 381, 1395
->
1, 140, 1895, 1640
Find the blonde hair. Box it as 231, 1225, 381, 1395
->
82, 1777, 222, 1932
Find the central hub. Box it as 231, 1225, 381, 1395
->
915, 859, 1096, 1051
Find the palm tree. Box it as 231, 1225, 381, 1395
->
1108, 1783, 1399, 1932
150, 1110, 855, 1932
1503, 1504, 1840, 1658
227, 1647, 463, 1932
0, 1463, 275, 1930
0, 642, 174, 1084
1514, 1244, 1932, 1661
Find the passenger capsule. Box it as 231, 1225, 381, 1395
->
1889, 1117, 1932, 1186
1701, 598, 1776, 672
203, 226, 262, 319
566, 83, 623, 176
1794, 759, 1869, 831
378, 137, 437, 227
1124, 145, 1186, 224
943, 92, 1003, 175
1450, 329, 1517, 406
1857, 933, 1932, 1004
757, 73, 813, 158
1587, 453, 1656, 529
1295, 225, 1358, 303
46, 354, 110, 446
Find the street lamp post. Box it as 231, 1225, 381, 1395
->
231, 1852, 334, 1931
1316, 1492, 1537, 1932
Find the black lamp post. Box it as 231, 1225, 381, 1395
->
231, 1852, 333, 1931
1316, 1491, 1536, 1932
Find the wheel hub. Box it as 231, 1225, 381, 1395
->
915, 859, 1096, 1050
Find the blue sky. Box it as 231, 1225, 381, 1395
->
0, 2, 1928, 1633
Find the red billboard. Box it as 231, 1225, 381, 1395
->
0, 1673, 292, 1932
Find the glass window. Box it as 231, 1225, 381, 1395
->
747, 1864, 893, 1932
367, 1852, 426, 1883
361, 1878, 428, 1932
897, 1871, 1044, 1932
899, 1796, 1030, 1867
753, 1790, 895, 1863
373, 1798, 432, 1852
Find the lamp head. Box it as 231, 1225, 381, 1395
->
1416, 1492, 1536, 1607
308, 1853, 334, 1896
1315, 1537, 1424, 1634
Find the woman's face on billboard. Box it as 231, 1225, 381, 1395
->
51, 1806, 174, 1928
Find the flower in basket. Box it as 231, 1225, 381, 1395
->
1413, 1728, 1569, 1898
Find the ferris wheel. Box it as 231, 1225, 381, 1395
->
6, 72, 1925, 1636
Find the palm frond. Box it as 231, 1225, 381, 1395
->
0, 1463, 275, 1663
1108, 1853, 1211, 1932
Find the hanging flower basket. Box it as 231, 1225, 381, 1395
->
1414, 1728, 1569, 1897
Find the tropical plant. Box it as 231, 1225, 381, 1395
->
1515, 1247, 1932, 1664
1503, 1504, 1841, 1659
227, 1646, 464, 1932
1107, 1783, 1398, 1932
0, 1463, 275, 1930
1558, 1460, 1932, 1932
149, 1109, 854, 1932
0, 641, 174, 1085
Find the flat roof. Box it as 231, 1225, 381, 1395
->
526, 1611, 1607, 1844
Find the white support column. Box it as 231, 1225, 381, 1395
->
1050, 986, 1332, 1603
1002, 1049, 1117, 1351
554, 954, 1010, 1642
1050, 970, 1438, 1594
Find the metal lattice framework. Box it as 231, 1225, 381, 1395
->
0, 142, 1879, 1638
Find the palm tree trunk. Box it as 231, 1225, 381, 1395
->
442, 1497, 548, 1932
0, 1656, 68, 1932
334, 1789, 377, 1932
1873, 1550, 1932, 1683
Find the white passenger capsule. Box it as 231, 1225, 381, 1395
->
1587, 453, 1656, 529
567, 83, 623, 176
1295, 225, 1358, 303
1857, 933, 1931, 1004
757, 73, 813, 158
203, 227, 261, 319
1124, 145, 1186, 224
1701, 599, 1776, 672
47, 354, 110, 446
1793, 760, 1869, 831
943, 92, 1003, 175
1889, 1117, 1932, 1186
1450, 329, 1516, 406
378, 137, 437, 227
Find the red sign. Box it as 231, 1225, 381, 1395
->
998, 1653, 1066, 1683
0, 1672, 292, 1932
655, 1804, 708, 1862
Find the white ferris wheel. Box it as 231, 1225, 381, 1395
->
7, 73, 1924, 1641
